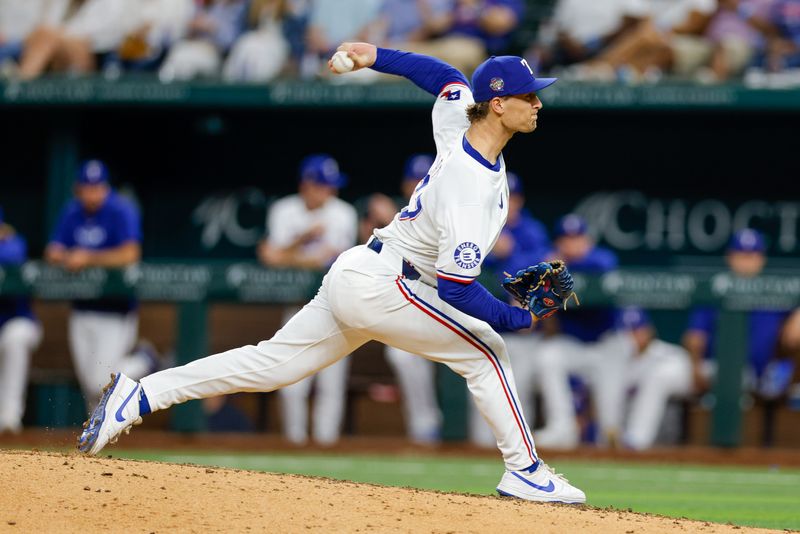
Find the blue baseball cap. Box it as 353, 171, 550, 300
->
403, 154, 434, 182
472, 56, 557, 103
616, 307, 652, 331
77, 159, 110, 185
728, 229, 766, 253
554, 214, 588, 238
507, 171, 523, 195
298, 154, 347, 188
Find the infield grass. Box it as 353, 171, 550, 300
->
114, 450, 800, 530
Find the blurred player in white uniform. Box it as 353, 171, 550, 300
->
382, 154, 443, 445
533, 214, 620, 449
0, 207, 42, 434
258, 154, 358, 445
612, 307, 693, 450
81, 42, 586, 504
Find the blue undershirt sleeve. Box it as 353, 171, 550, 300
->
371, 48, 469, 96
438, 277, 532, 331
0, 236, 26, 265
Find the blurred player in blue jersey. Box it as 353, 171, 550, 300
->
683, 229, 795, 409
0, 207, 42, 434
534, 213, 620, 449
469, 171, 550, 447
45, 160, 157, 405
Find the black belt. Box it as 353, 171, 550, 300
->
367, 237, 421, 281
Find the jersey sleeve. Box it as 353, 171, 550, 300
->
49, 206, 74, 247
435, 201, 487, 284
432, 83, 473, 157
0, 235, 27, 266
118, 202, 142, 243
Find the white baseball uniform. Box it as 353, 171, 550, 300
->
470, 332, 541, 448
266, 194, 358, 445
0, 318, 42, 432
141, 80, 541, 470
384, 344, 442, 444
620, 338, 693, 449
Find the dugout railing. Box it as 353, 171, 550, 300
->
1, 261, 798, 447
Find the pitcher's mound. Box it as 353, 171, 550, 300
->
0, 450, 776, 533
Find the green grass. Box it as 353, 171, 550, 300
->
113, 450, 800, 530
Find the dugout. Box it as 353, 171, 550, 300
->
1, 78, 799, 448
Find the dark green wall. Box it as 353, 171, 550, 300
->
2, 106, 798, 263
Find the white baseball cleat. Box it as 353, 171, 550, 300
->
496, 460, 586, 504
77, 373, 142, 455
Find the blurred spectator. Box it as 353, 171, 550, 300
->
222, 0, 290, 82
388, 0, 525, 76
470, 171, 549, 448
257, 154, 357, 446
374, 154, 444, 445
535, 0, 645, 70
18, 0, 132, 80
107, 0, 193, 73
683, 229, 791, 397
158, 0, 248, 81
612, 308, 694, 450
0, 0, 59, 71
369, 0, 452, 48
302, 0, 382, 78
693, 0, 774, 81
579, 0, 719, 81
0, 208, 42, 434
447, 0, 525, 55
44, 159, 160, 406
763, 0, 800, 72
533, 214, 619, 449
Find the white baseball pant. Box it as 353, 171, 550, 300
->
142, 244, 540, 470
623, 349, 693, 449
384, 345, 442, 443
534, 333, 632, 448
279, 303, 350, 446
0, 318, 42, 431
70, 311, 151, 403
470, 332, 540, 448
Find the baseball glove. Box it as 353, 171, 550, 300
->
502, 260, 580, 319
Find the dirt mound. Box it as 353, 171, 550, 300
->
0, 450, 780, 533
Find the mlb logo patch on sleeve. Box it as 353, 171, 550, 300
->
441, 89, 461, 101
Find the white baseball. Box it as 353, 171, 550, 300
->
331, 51, 355, 74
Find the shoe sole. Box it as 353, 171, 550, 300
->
496, 487, 584, 505
76, 374, 121, 454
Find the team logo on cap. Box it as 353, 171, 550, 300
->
489, 77, 504, 92
454, 242, 481, 269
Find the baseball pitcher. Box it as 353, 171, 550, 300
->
78, 43, 586, 503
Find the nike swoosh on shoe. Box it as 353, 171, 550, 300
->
115, 384, 140, 422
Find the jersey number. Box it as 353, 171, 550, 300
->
399, 175, 430, 221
